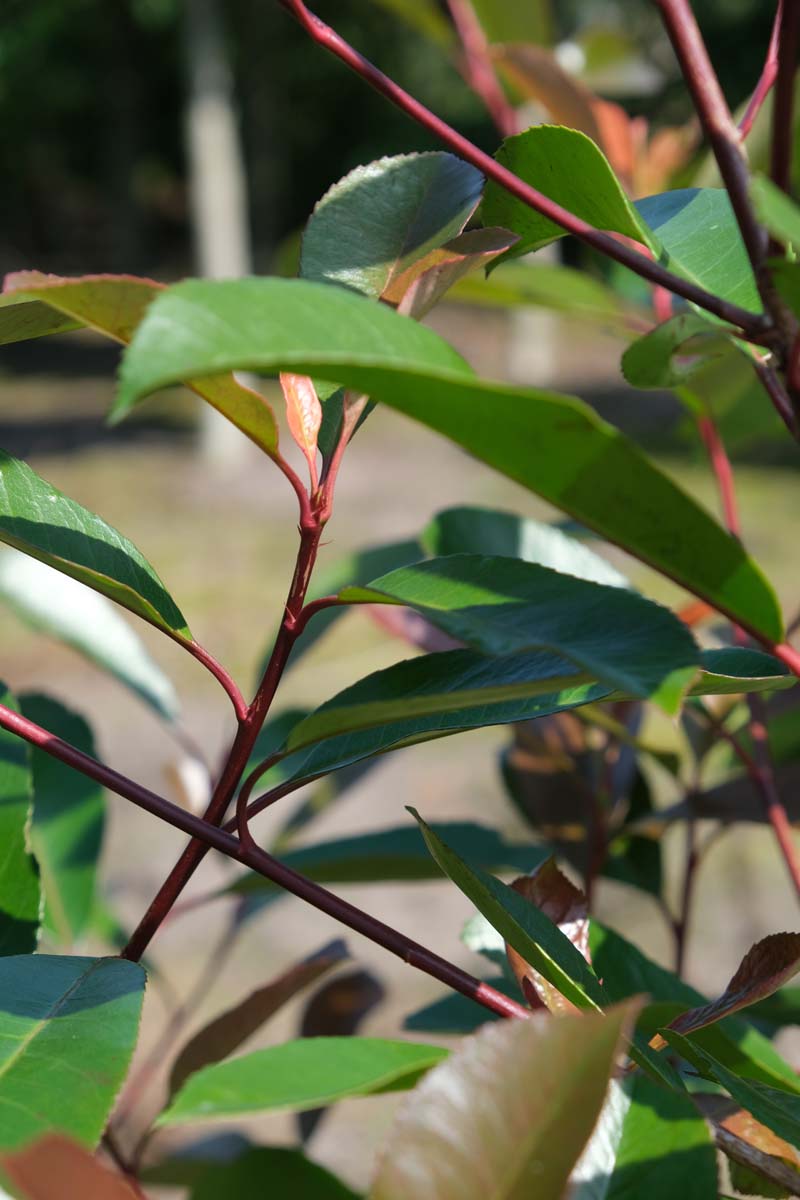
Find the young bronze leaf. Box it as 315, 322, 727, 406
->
384, 228, 519, 319
168, 939, 349, 1097
505, 860, 590, 1014
370, 1000, 641, 1200
1, 1134, 140, 1200
659, 933, 800, 1045
281, 373, 322, 476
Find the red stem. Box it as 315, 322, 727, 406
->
654, 2, 770, 291
771, 0, 800, 194
181, 639, 248, 722
276, 0, 770, 340
0, 698, 527, 1022
447, 0, 518, 137
752, 357, 799, 438
697, 414, 741, 538
121, 517, 324, 961
739, 1, 783, 140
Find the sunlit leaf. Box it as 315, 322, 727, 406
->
370, 1001, 639, 1200
0, 955, 145, 1150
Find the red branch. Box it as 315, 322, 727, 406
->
771, 0, 800, 194
0, 698, 527, 1022
739, 1, 783, 140
447, 0, 518, 137
276, 0, 771, 340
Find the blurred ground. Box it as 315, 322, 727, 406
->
2, 305, 799, 1190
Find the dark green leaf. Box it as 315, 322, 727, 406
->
116, 276, 782, 640
0, 450, 190, 639
0, 955, 145, 1150
143, 1138, 360, 1197
571, 1075, 718, 1200
422, 506, 627, 586
690, 647, 793, 696
342, 555, 698, 703
371, 1001, 640, 1200
159, 1038, 449, 1126
168, 940, 349, 1098
469, 0, 553, 44
0, 551, 179, 720
0, 685, 39, 956
300, 153, 484, 301
1, 272, 279, 457
636, 189, 761, 314
20, 695, 104, 946
482, 125, 652, 262
664, 1031, 800, 1150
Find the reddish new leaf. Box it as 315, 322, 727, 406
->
505, 858, 591, 1014
1, 1134, 139, 1200
653, 933, 800, 1048
1, 272, 279, 458
281, 373, 323, 478
168, 939, 348, 1097
383, 228, 519, 319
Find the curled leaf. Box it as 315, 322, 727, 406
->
505, 859, 590, 1013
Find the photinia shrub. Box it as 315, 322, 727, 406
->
2, 0, 800, 1196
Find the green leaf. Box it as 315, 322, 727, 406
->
158, 1037, 448, 1126
1, 272, 279, 458
621, 313, 738, 390
342, 555, 698, 702
690, 647, 793, 696
422, 506, 628, 587
410, 811, 604, 1012
0, 551, 179, 720
571, 1075, 718, 1200
20, 695, 105, 946
482, 125, 653, 262
0, 955, 145, 1151
273, 649, 612, 785
300, 153, 484, 301
229, 821, 548, 910
116, 276, 782, 639
469, 0, 553, 44
0, 450, 190, 639
590, 922, 800, 1092
370, 1001, 639, 1200
0, 686, 39, 956
751, 174, 800, 249
154, 1144, 361, 1200
663, 1031, 800, 1151
168, 940, 348, 1098
635, 189, 761, 314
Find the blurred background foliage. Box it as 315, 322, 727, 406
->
0, 0, 777, 279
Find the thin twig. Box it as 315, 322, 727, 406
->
770, 0, 800, 194
181, 639, 248, 722
739, 1, 783, 140
447, 0, 518, 136
0, 698, 528, 1022
276, 0, 772, 340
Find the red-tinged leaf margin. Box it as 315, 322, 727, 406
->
1, 272, 280, 460
653, 933, 800, 1048
385, 227, 519, 319
1, 1134, 139, 1199
506, 859, 591, 1014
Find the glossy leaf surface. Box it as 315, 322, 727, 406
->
0, 686, 38, 956
115, 276, 782, 639
159, 1037, 448, 1125
300, 153, 484, 300
370, 1001, 639, 1200
0, 551, 179, 720
0, 955, 145, 1150
21, 695, 105, 946
342, 555, 698, 701
0, 450, 190, 638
